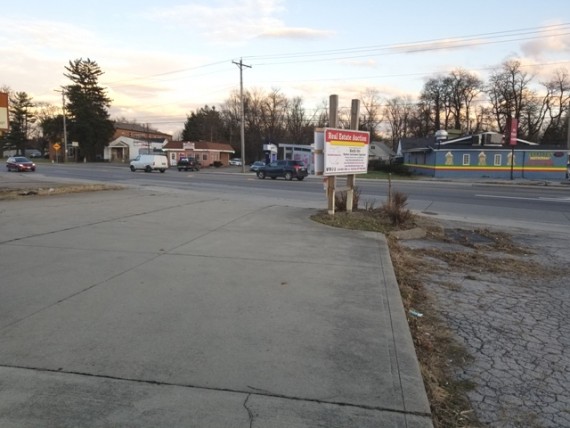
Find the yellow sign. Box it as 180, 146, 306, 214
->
53, 143, 61, 150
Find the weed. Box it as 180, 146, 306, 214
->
382, 191, 412, 226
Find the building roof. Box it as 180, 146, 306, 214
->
195, 141, 235, 153
370, 141, 395, 158
163, 141, 184, 150
163, 141, 235, 153
114, 122, 172, 138
399, 132, 563, 154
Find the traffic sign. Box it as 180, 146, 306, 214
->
53, 143, 61, 150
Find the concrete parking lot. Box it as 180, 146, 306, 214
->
0, 173, 432, 427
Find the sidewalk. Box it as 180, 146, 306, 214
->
0, 173, 432, 427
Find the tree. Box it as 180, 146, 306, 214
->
3, 92, 35, 155
420, 75, 450, 133
359, 89, 384, 140
541, 68, 570, 143
182, 105, 224, 142
384, 96, 415, 150
261, 88, 288, 146
446, 69, 482, 132
486, 59, 534, 134
64, 58, 114, 161
286, 97, 312, 144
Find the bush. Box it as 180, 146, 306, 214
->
382, 191, 411, 226
335, 187, 361, 211
213, 161, 222, 168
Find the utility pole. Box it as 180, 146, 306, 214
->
567, 102, 570, 179
233, 58, 251, 173
567, 102, 570, 151
55, 88, 68, 162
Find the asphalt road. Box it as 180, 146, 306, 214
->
31, 162, 570, 232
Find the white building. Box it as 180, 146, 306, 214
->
104, 136, 169, 163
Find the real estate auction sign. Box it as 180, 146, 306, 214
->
0, 92, 8, 131
323, 128, 370, 176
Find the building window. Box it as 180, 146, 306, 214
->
494, 154, 501, 166
462, 154, 470, 166
202, 154, 207, 161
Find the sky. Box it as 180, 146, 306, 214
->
2, 0, 570, 137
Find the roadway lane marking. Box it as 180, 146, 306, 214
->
476, 194, 570, 203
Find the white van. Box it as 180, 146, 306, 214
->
129, 154, 168, 173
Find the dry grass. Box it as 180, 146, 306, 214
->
0, 183, 123, 200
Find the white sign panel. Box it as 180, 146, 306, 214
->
323, 128, 370, 176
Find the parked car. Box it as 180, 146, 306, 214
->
256, 160, 308, 181
129, 154, 168, 173
6, 156, 36, 172
229, 158, 243, 166
177, 157, 200, 171
249, 161, 266, 172
25, 149, 42, 158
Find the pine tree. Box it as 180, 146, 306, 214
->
64, 58, 114, 161
3, 92, 35, 155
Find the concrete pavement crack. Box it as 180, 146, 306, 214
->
0, 364, 433, 419
243, 394, 255, 428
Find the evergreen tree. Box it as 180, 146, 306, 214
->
64, 58, 114, 161
3, 92, 35, 155
182, 105, 224, 142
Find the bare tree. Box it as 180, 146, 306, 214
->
286, 96, 312, 144
261, 88, 288, 145
384, 96, 415, 150
420, 75, 451, 132
360, 88, 383, 140
541, 68, 570, 143
446, 69, 483, 132
486, 59, 534, 133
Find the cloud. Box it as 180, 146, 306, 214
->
392, 38, 486, 55
521, 35, 570, 59
258, 27, 333, 40
144, 0, 330, 43
338, 59, 378, 69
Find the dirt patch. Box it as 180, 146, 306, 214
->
0, 183, 124, 200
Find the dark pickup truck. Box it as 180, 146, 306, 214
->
177, 157, 200, 171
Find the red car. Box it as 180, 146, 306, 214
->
6, 156, 36, 172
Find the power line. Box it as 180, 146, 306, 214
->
97, 23, 570, 88
243, 23, 570, 62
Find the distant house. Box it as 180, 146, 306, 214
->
369, 141, 395, 161
105, 136, 168, 162
399, 132, 568, 180
103, 122, 172, 162
162, 141, 235, 167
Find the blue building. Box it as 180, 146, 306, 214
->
399, 132, 569, 181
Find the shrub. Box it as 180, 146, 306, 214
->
213, 161, 222, 168
382, 191, 411, 226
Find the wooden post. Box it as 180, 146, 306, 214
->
327, 95, 338, 215
346, 99, 360, 213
